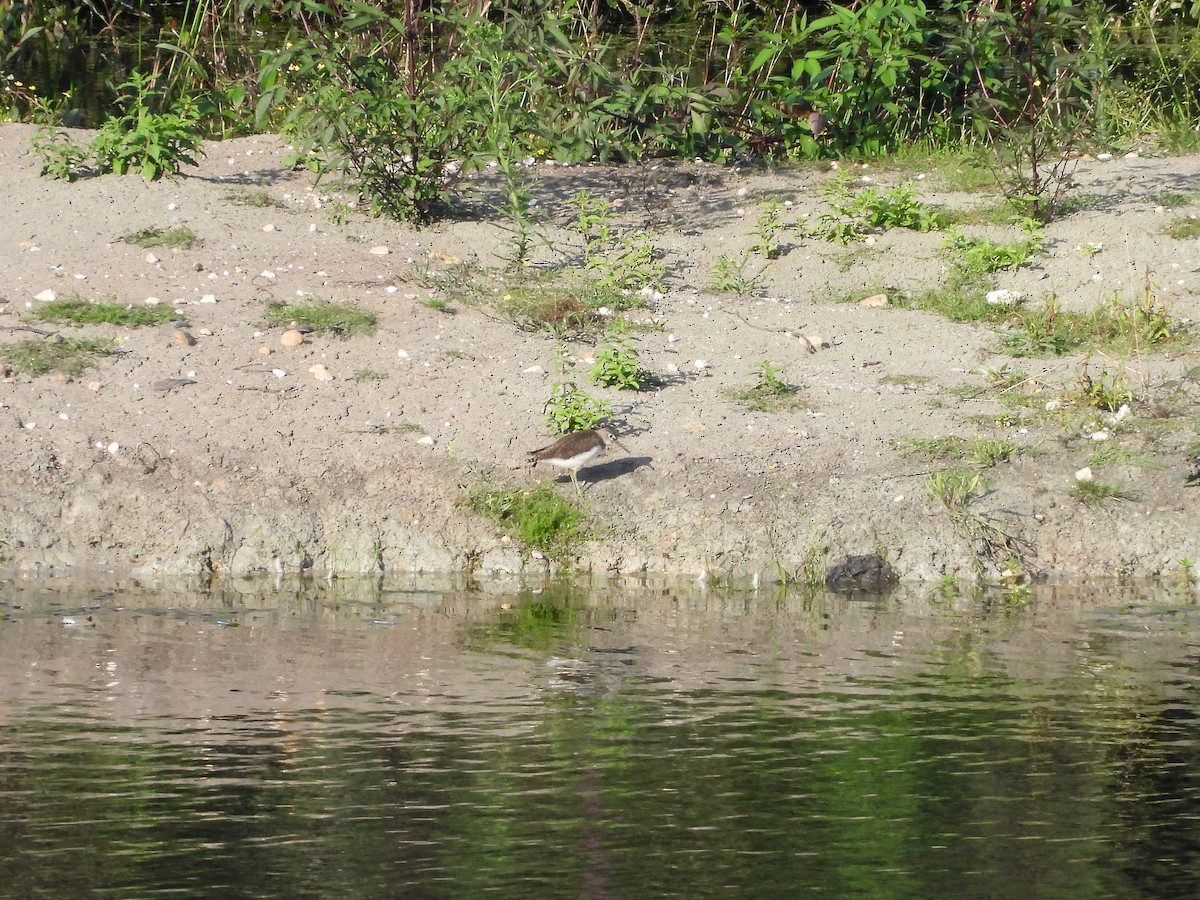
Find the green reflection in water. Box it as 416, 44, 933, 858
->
0, 582, 1197, 897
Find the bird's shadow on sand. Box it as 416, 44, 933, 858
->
579, 455, 653, 484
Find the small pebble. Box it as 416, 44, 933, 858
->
262, 223, 277, 232
280, 329, 304, 348
34, 289, 57, 302
1075, 467, 1094, 483
859, 293, 889, 308
309, 364, 333, 382
369, 246, 390, 255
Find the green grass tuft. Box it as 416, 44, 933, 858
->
731, 360, 807, 412
468, 483, 586, 561
2, 336, 119, 377
30, 298, 179, 327
123, 225, 201, 250
263, 300, 377, 338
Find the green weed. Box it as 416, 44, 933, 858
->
31, 298, 179, 327
750, 200, 785, 259
123, 225, 201, 250
1086, 445, 1158, 470
925, 467, 984, 513
803, 180, 943, 243
467, 483, 585, 562
590, 342, 643, 390
352, 368, 389, 383
89, 72, 203, 180
420, 298, 455, 314
897, 435, 1018, 466
944, 229, 1041, 279
29, 129, 89, 180
1065, 365, 1134, 412
544, 381, 611, 435
709, 253, 766, 295
2, 336, 119, 377
1163, 216, 1200, 240
262, 300, 377, 337
1070, 479, 1131, 505
732, 360, 806, 412
230, 189, 284, 208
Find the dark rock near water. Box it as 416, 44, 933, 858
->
826, 554, 899, 594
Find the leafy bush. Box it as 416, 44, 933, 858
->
31, 72, 202, 181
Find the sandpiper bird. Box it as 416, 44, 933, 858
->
528, 428, 624, 494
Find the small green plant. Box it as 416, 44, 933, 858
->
750, 200, 785, 259
802, 212, 867, 244
2, 336, 119, 377
420, 298, 455, 314
925, 467, 984, 513
230, 189, 284, 208
732, 360, 805, 412
30, 129, 89, 181
1070, 479, 1130, 505
30, 298, 179, 327
591, 342, 643, 390
493, 158, 543, 266
352, 368, 389, 383
263, 300, 377, 337
90, 72, 203, 180
1067, 365, 1134, 412
593, 230, 666, 291
1162, 217, 1200, 240
1086, 446, 1157, 471
495, 286, 595, 337
544, 382, 612, 434
570, 190, 665, 290
944, 229, 1041, 277
899, 435, 1018, 467
802, 180, 943, 243
571, 190, 618, 264
123, 226, 201, 250
467, 483, 585, 561
709, 253, 766, 294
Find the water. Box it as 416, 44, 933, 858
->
2, 578, 1198, 897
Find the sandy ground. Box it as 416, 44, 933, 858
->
1, 122, 1198, 583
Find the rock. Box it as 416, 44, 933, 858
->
1075, 467, 1094, 483
308, 364, 333, 382
34, 289, 57, 302
86, 381, 102, 392
859, 293, 889, 307
259, 346, 273, 356
798, 333, 829, 352
825, 554, 899, 594
369, 246, 391, 256
280, 329, 304, 348
262, 223, 277, 232
986, 289, 1025, 306
172, 329, 196, 347
152, 377, 197, 392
